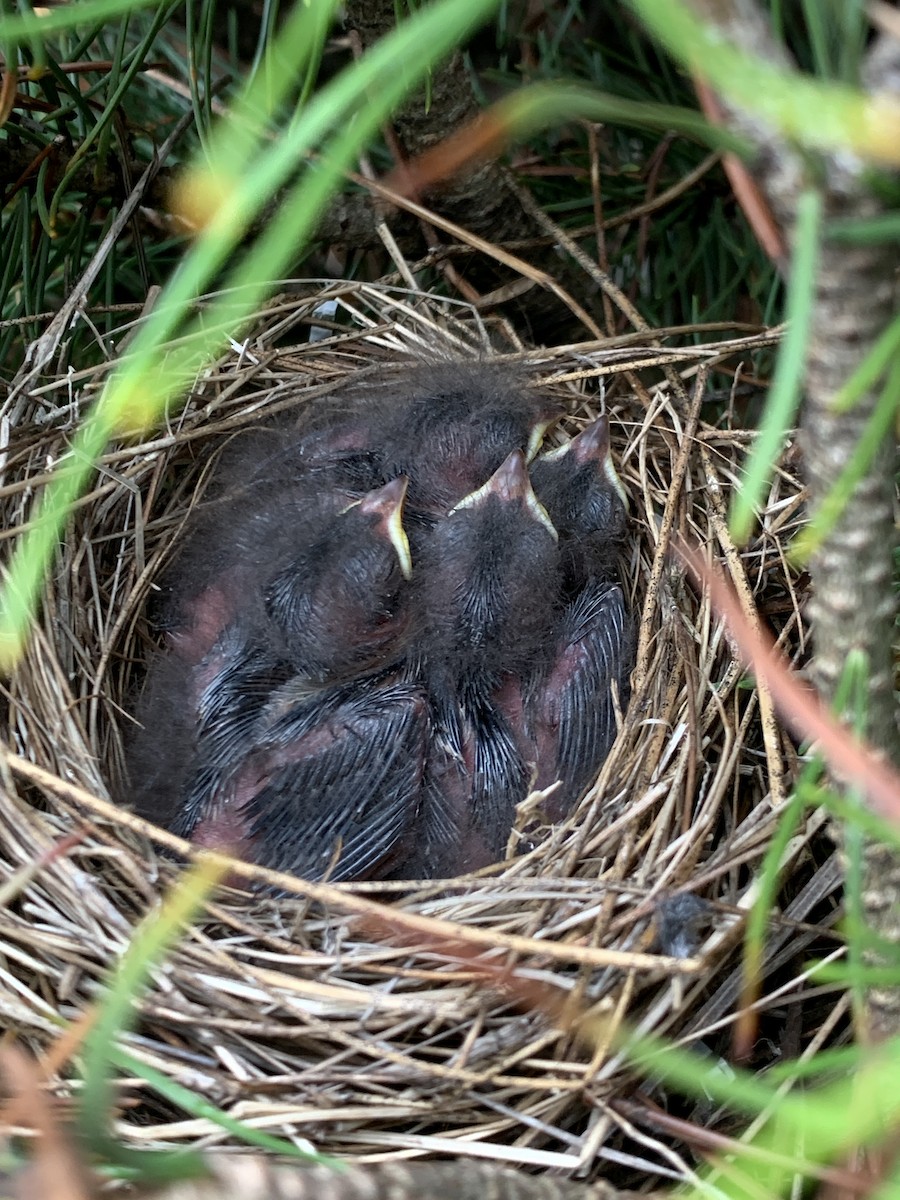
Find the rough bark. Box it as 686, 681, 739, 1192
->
803, 183, 897, 753
152, 1156, 630, 1200
799, 180, 899, 1042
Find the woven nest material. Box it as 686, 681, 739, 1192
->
0, 283, 839, 1186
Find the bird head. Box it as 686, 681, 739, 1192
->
417, 450, 561, 683
376, 362, 563, 519
264, 476, 413, 680
530, 415, 628, 546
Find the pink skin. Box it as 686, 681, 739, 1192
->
168, 565, 248, 666
190, 776, 259, 885
190, 808, 254, 856
492, 670, 536, 776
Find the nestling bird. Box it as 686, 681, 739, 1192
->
126, 362, 634, 883
264, 476, 413, 678
398, 449, 562, 876
517, 417, 632, 819
167, 623, 290, 851
281, 361, 561, 524
161, 482, 368, 648
162, 475, 412, 680
126, 614, 287, 834
375, 362, 561, 519
126, 477, 416, 858
530, 415, 628, 591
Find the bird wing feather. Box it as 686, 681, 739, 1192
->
241, 682, 426, 881
532, 582, 630, 819
173, 628, 290, 837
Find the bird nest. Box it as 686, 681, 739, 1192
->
0, 283, 837, 1185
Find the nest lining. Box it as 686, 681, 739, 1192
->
0, 283, 842, 1184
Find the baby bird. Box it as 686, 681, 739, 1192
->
264, 476, 413, 677
162, 480, 375, 647
522, 416, 632, 819
127, 365, 636, 882
126, 479, 415, 860
125, 613, 287, 834
417, 450, 559, 685
530, 415, 628, 591
134, 635, 427, 885
284, 361, 560, 523
401, 449, 561, 876
193, 673, 427, 880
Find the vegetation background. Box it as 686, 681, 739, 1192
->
0, 1, 897, 1197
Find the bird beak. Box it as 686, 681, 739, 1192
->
540, 416, 629, 509
451, 450, 558, 540
525, 416, 556, 463
354, 477, 413, 579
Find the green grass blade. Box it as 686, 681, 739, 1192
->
0, 0, 168, 42
496, 81, 751, 156
830, 311, 900, 412
108, 1047, 341, 1170
618, 1025, 900, 1197
0, 0, 500, 667
729, 188, 821, 543
625, 0, 900, 165
47, 1, 179, 231
826, 212, 900, 245
78, 858, 224, 1182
